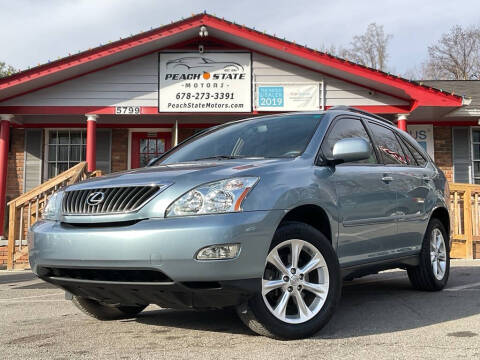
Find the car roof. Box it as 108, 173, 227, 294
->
231, 108, 393, 128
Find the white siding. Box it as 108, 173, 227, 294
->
252, 53, 408, 107
0, 52, 408, 107
1, 54, 159, 107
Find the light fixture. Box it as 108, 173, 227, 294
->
199, 25, 209, 37
196, 243, 241, 260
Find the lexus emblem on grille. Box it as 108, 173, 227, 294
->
86, 191, 105, 206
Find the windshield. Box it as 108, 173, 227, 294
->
160, 113, 324, 164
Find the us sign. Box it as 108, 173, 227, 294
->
407, 124, 434, 160
159, 52, 251, 112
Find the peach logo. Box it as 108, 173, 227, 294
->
202, 71, 211, 80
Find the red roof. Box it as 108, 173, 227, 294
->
0, 13, 463, 111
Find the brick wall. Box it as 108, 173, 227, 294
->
0, 246, 28, 268
7, 128, 24, 201
0, 246, 6, 267
111, 129, 128, 172
2, 128, 25, 235
1, 128, 25, 267
433, 126, 453, 182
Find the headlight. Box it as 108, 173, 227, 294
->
42, 191, 62, 220
166, 177, 259, 217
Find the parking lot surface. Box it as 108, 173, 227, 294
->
1, 260, 479, 360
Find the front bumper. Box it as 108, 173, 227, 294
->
28, 211, 283, 308
44, 276, 260, 309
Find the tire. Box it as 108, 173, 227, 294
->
72, 296, 147, 321
407, 218, 450, 291
236, 221, 341, 340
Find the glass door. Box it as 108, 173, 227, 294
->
131, 132, 171, 168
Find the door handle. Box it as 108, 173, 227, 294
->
382, 175, 394, 183
422, 176, 431, 182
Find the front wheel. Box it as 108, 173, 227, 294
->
237, 222, 341, 339
407, 218, 450, 291
72, 296, 147, 320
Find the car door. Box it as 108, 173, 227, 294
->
395, 133, 434, 251
319, 117, 398, 267
366, 121, 430, 256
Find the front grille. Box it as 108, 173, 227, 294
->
38, 267, 172, 282
62, 186, 160, 215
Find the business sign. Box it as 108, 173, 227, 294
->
159, 52, 251, 112
407, 124, 434, 160
255, 83, 321, 111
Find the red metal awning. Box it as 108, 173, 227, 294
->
0, 13, 464, 113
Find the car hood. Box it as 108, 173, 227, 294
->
65, 158, 291, 191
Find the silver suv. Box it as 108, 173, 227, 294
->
29, 107, 450, 339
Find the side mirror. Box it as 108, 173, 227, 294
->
332, 138, 370, 164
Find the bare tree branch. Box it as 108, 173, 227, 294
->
344, 23, 392, 71
319, 23, 392, 71
423, 25, 480, 80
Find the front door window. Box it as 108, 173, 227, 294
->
131, 132, 171, 168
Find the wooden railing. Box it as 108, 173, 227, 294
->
6, 162, 102, 270
450, 183, 480, 259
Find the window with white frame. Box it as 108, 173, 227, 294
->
46, 130, 86, 178
473, 128, 480, 184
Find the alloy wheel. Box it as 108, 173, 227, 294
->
430, 228, 447, 281
262, 239, 329, 324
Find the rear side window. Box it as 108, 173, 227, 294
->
395, 133, 416, 165
399, 136, 427, 167
368, 122, 408, 165
322, 118, 377, 164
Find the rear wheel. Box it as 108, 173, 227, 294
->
237, 222, 341, 339
72, 296, 147, 320
407, 218, 450, 291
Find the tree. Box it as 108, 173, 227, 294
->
422, 25, 480, 80
344, 23, 392, 71
0, 61, 16, 78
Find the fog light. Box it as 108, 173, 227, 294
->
196, 244, 241, 260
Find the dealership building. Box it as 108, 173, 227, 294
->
0, 13, 479, 244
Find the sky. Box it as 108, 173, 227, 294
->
1, 0, 480, 76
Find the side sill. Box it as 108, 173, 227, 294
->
340, 255, 420, 280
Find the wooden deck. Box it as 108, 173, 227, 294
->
450, 183, 480, 260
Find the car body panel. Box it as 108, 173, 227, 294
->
29, 210, 284, 282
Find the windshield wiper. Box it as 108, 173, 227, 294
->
193, 155, 245, 161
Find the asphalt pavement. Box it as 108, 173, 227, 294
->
1, 260, 479, 360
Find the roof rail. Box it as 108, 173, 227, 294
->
327, 106, 394, 125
